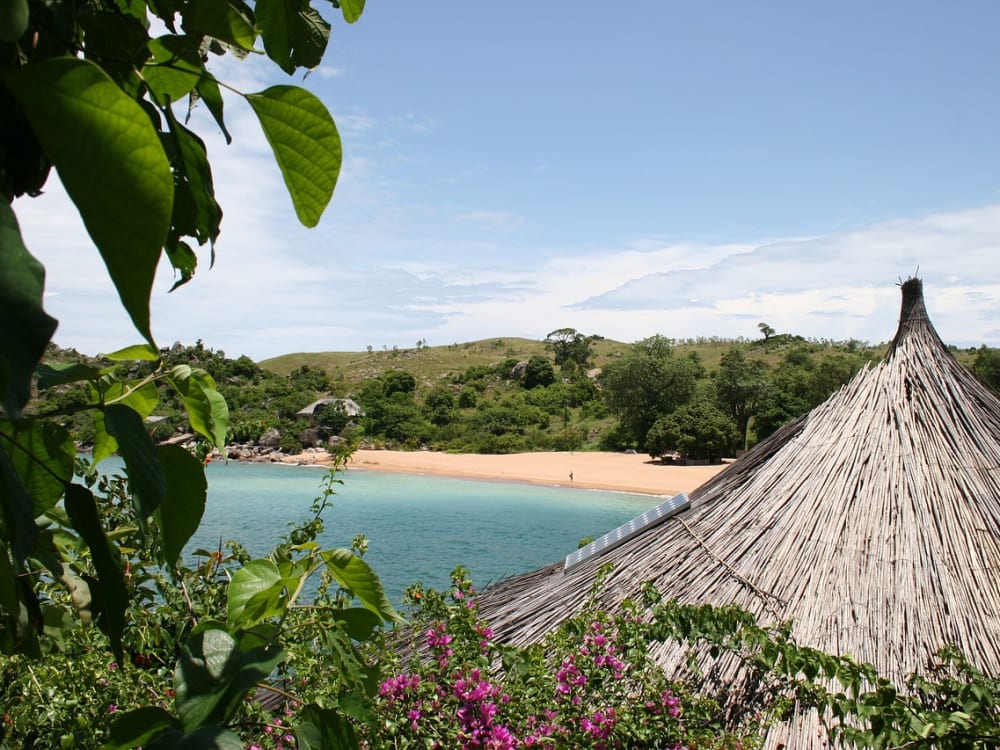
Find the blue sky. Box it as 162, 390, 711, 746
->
17, 1, 1000, 359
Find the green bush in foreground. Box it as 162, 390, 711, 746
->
0, 461, 401, 749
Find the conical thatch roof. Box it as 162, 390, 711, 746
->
476, 278, 1000, 747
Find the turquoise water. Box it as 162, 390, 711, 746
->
186, 462, 658, 598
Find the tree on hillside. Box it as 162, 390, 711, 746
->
753, 347, 869, 441
382, 369, 417, 397
758, 322, 776, 341
973, 345, 1000, 394
290, 364, 333, 393
523, 354, 556, 389
645, 396, 739, 462
599, 334, 699, 447
544, 328, 600, 373
423, 382, 457, 425
714, 348, 768, 449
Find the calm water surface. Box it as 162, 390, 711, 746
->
186, 462, 658, 598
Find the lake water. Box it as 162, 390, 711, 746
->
181, 462, 659, 599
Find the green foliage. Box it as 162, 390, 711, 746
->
3, 57, 172, 346
543, 327, 601, 373
361, 390, 433, 447
645, 396, 739, 461
0, 202, 57, 416
370, 572, 1000, 749
754, 347, 872, 441
289, 365, 333, 394
457, 385, 479, 408
641, 590, 1000, 750
522, 354, 556, 389
599, 335, 700, 446
973, 345, 1000, 394
714, 347, 768, 449
251, 333, 894, 455
0, 2, 376, 747
317, 402, 354, 435
535, 425, 587, 451
423, 383, 457, 426
1, 461, 399, 748
2, 1, 348, 350
0, 358, 228, 663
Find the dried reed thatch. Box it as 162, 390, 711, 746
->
475, 278, 1000, 748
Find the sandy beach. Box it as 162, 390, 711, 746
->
283, 449, 729, 496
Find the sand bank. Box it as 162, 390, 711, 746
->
333, 449, 728, 496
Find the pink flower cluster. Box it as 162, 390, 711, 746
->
378, 662, 518, 748
248, 706, 296, 750
427, 622, 454, 669
646, 688, 682, 718
371, 577, 701, 749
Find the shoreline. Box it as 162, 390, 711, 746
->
278, 448, 729, 496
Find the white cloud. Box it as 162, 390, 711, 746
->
13, 100, 1000, 365
457, 210, 523, 231
563, 205, 1000, 346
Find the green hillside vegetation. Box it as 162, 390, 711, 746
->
38, 330, 998, 462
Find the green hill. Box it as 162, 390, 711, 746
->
258, 333, 894, 392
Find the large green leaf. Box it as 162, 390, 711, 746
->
294, 705, 360, 750
245, 85, 341, 227
175, 628, 240, 730
174, 626, 285, 731
0, 448, 38, 562
36, 362, 106, 390
162, 106, 221, 286
322, 548, 402, 624
256, 0, 331, 74
0, 420, 74, 516
78, 10, 150, 67
104, 343, 160, 361
143, 35, 206, 105
338, 0, 365, 23
328, 606, 382, 642
193, 74, 232, 145
182, 0, 257, 51
107, 706, 182, 750
92, 380, 160, 465
64, 483, 128, 662
103, 403, 166, 519
227, 559, 282, 628
0, 202, 58, 418
144, 727, 244, 750
1, 58, 172, 347
0, 0, 28, 41
167, 365, 228, 449
0, 541, 21, 653
155, 444, 207, 567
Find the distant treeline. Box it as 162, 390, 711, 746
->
36, 330, 1000, 461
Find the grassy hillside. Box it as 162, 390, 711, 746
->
262, 337, 634, 391
259, 334, 893, 391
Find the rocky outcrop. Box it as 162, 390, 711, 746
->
259, 428, 281, 448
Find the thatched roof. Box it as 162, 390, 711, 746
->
476, 278, 1000, 748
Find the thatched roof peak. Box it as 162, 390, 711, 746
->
888, 276, 940, 355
